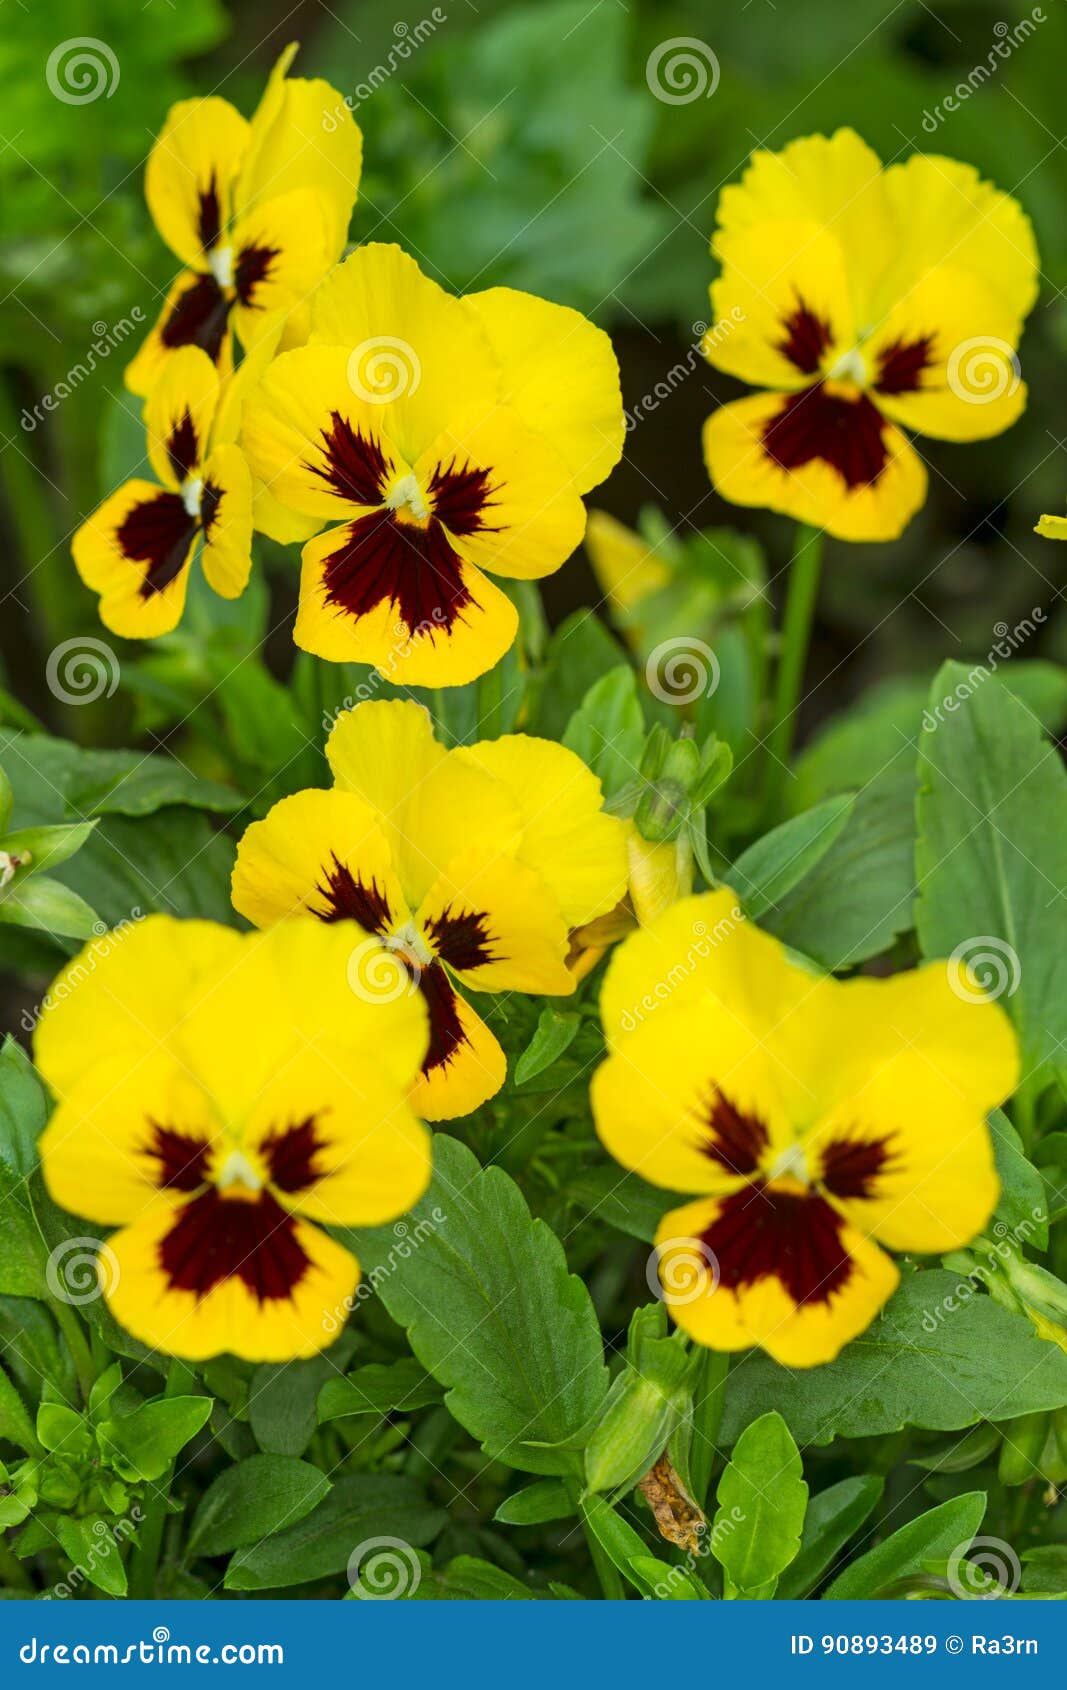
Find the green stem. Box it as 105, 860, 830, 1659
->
128, 1360, 194, 1599
764, 523, 824, 814
46, 1297, 95, 1402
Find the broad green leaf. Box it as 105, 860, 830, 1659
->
562, 667, 644, 798
317, 1358, 442, 1423
990, 1109, 1047, 1245
55, 1515, 128, 1597
530, 611, 630, 742
98, 1395, 213, 1481
513, 1008, 582, 1087
916, 664, 1067, 1080
722, 1272, 1067, 1446
225, 1474, 445, 1591
493, 1479, 573, 1526
711, 1410, 806, 1598
566, 1164, 681, 1244
0, 875, 98, 939
777, 1475, 884, 1599
823, 1492, 986, 1600
337, 1137, 608, 1476
187, 1456, 332, 1558
0, 731, 241, 820
61, 809, 238, 929
250, 1355, 342, 1456
725, 794, 854, 920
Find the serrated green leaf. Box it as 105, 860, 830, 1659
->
55, 1515, 128, 1597
711, 1410, 806, 1598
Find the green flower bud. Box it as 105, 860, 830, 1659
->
997, 1410, 1049, 1486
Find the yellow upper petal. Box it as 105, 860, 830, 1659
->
145, 96, 250, 269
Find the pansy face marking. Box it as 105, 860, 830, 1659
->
702, 129, 1038, 541
592, 890, 1019, 1367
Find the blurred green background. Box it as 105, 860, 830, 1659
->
3, 0, 1067, 743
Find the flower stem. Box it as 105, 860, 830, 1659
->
46, 1296, 95, 1403
764, 523, 824, 814
128, 1359, 195, 1599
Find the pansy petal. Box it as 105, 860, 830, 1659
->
198, 443, 253, 599
415, 403, 586, 581
416, 848, 574, 995
656, 1191, 900, 1367
145, 97, 250, 270
72, 481, 198, 637
410, 971, 507, 1122
465, 288, 624, 493
236, 44, 362, 256
308, 243, 500, 459
144, 346, 218, 490
104, 1198, 357, 1362
708, 222, 857, 392
228, 189, 335, 353
33, 915, 244, 1101
1037, 513, 1067, 541
294, 518, 520, 684
460, 735, 628, 925
584, 509, 670, 627
125, 270, 234, 397
231, 787, 403, 933
702, 389, 928, 543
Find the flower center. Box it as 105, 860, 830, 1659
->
826, 345, 867, 387
214, 1146, 263, 1194
181, 475, 204, 518
385, 471, 431, 527
767, 1141, 810, 1186
207, 244, 235, 290
384, 919, 434, 971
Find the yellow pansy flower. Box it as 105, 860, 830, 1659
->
232, 699, 628, 1121
125, 44, 361, 397
591, 890, 1018, 1367
34, 918, 430, 1362
240, 242, 625, 684
702, 129, 1038, 541
73, 347, 254, 637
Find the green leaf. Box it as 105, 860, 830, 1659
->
776, 1475, 884, 1599
61, 809, 238, 930
566, 1164, 681, 1244
0, 1161, 47, 1300
823, 1492, 986, 1600
722, 1272, 1067, 1446
0, 1040, 48, 1177
98, 1396, 213, 1481
711, 1410, 807, 1598
0, 731, 241, 820
562, 668, 644, 798
725, 794, 855, 920
0, 821, 96, 876
530, 611, 630, 742
187, 1456, 332, 1558
411, 1555, 536, 1601
0, 1362, 41, 1454
916, 664, 1067, 1080
250, 1355, 342, 1456
317, 1359, 442, 1422
0, 875, 98, 939
513, 1008, 582, 1087
1022, 1545, 1067, 1593
55, 1516, 128, 1597
337, 1137, 608, 1476
990, 1109, 1047, 1245
493, 1479, 573, 1526
225, 1474, 445, 1592
578, 1494, 684, 1598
